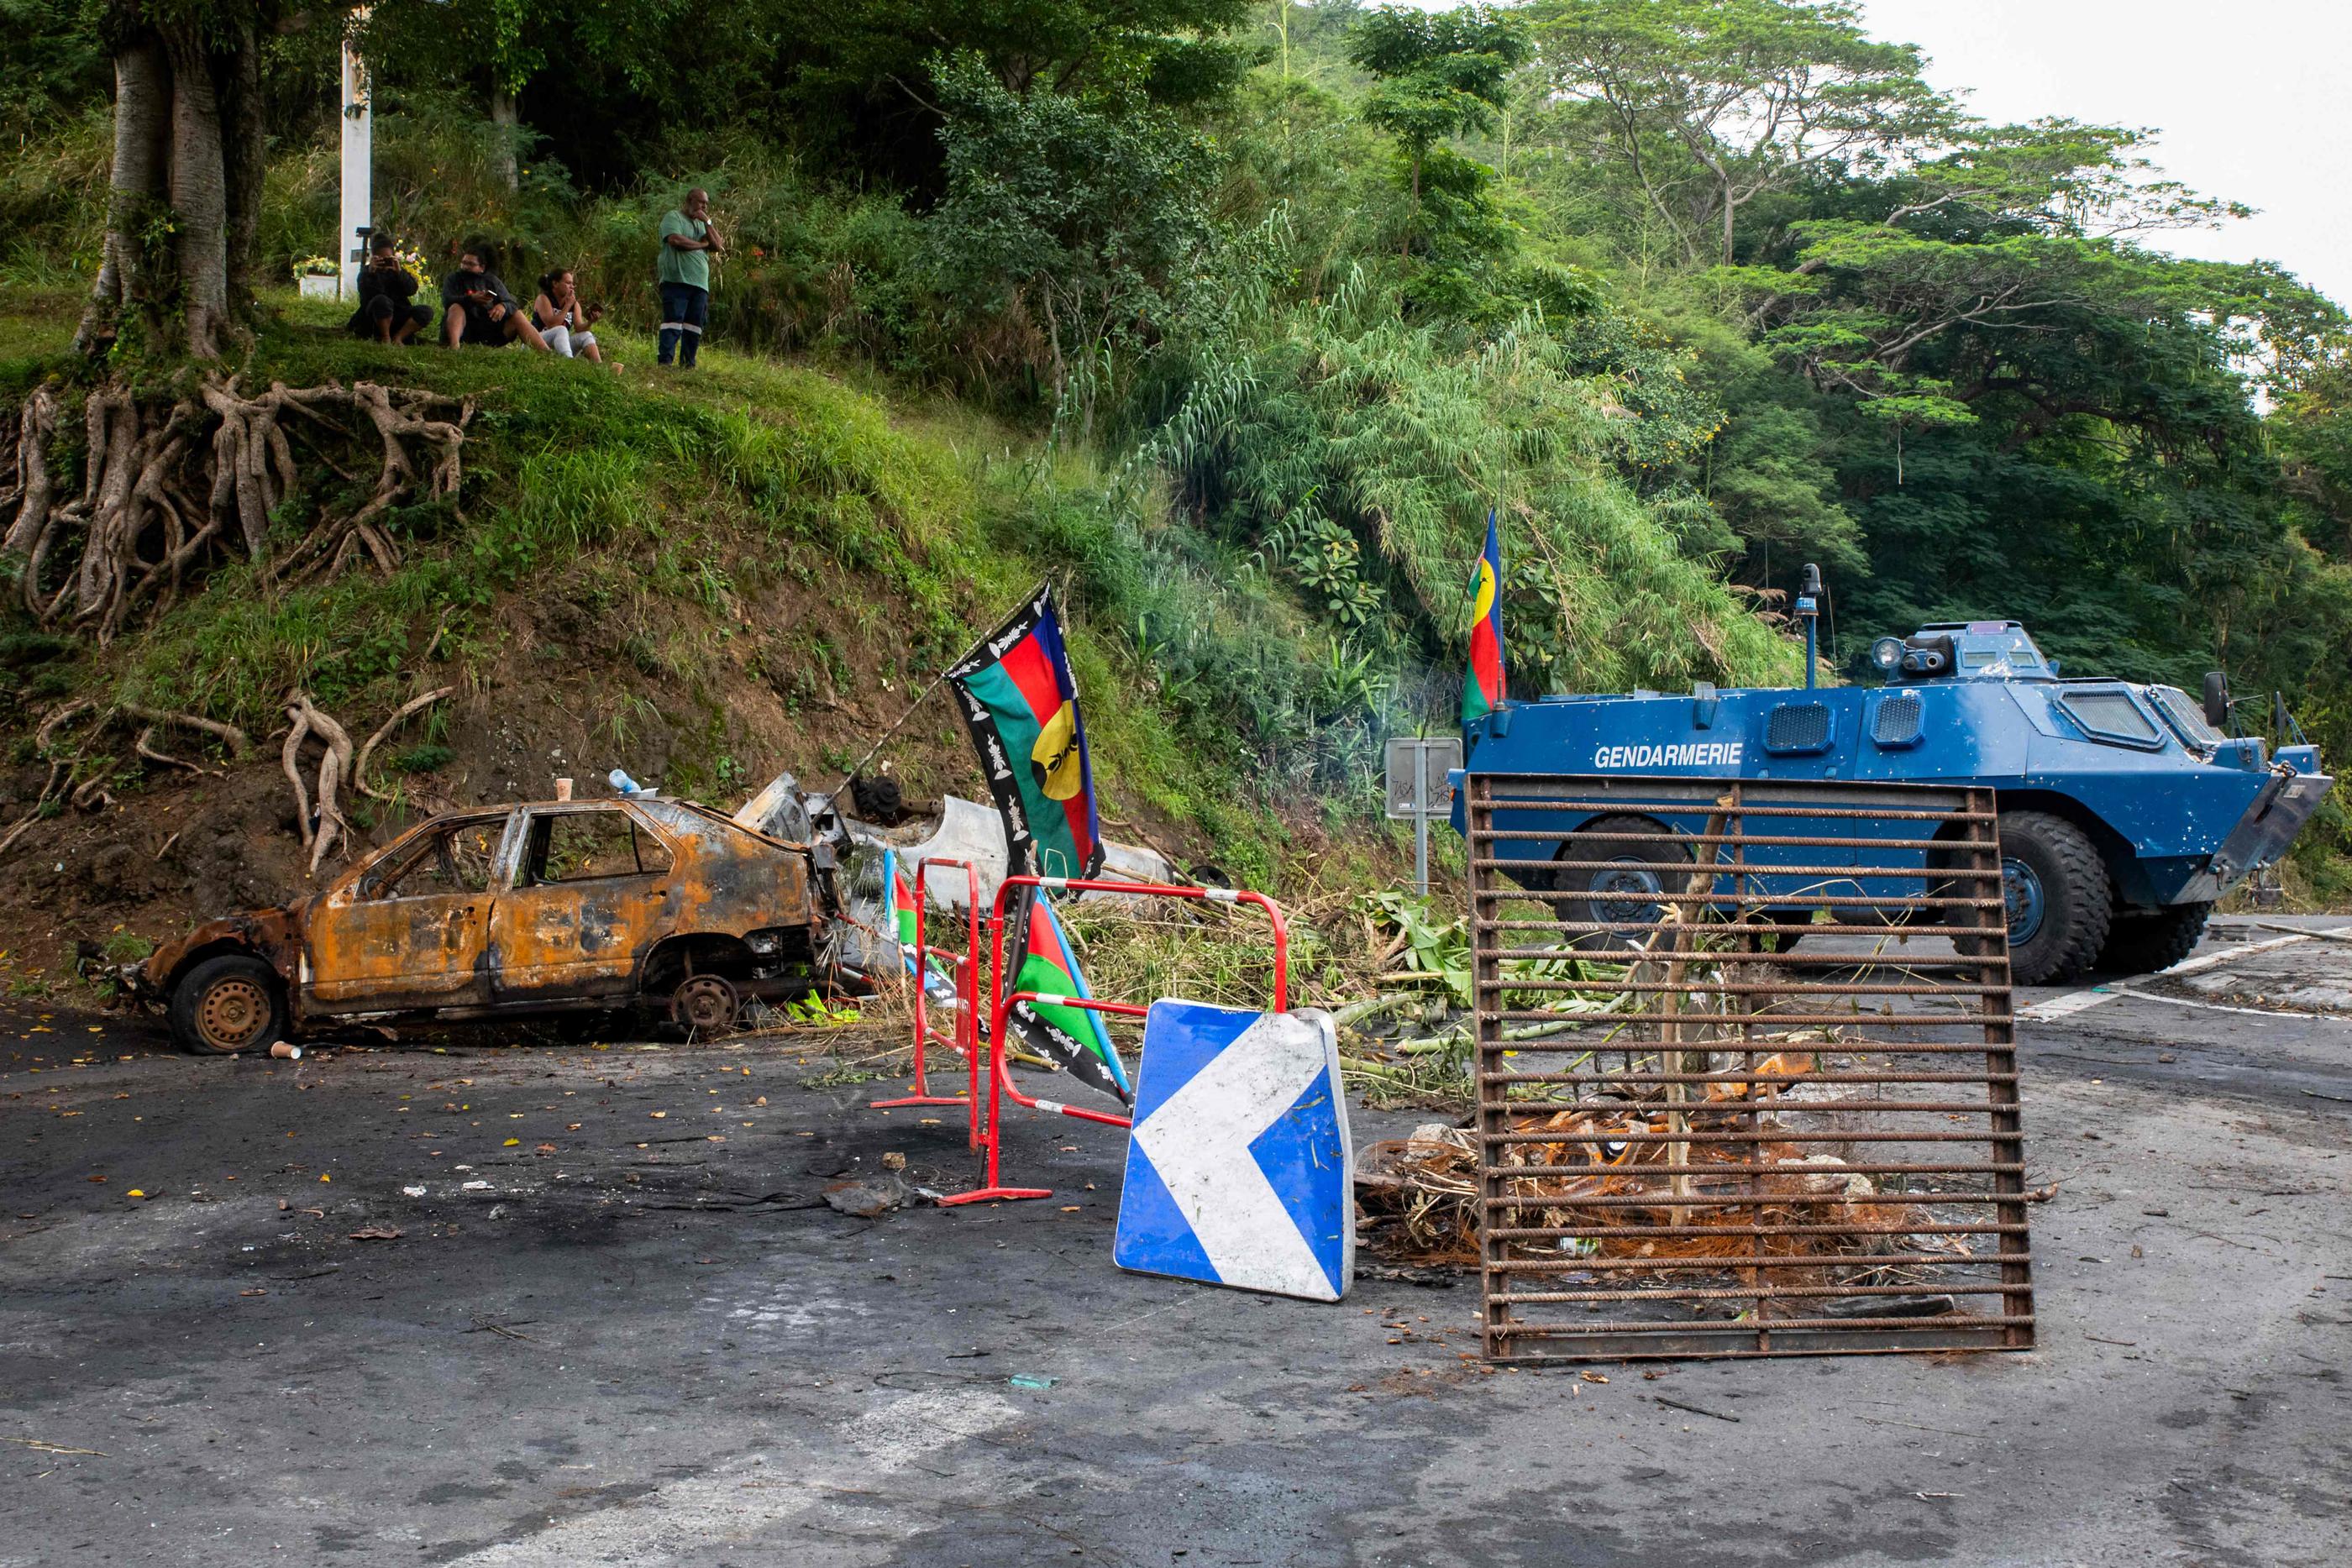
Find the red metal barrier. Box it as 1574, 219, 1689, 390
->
870, 857, 984, 1145
936, 876, 1290, 1207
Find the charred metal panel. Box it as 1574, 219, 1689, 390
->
304, 892, 492, 1009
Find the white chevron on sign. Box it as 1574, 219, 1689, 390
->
1130, 1013, 1332, 1298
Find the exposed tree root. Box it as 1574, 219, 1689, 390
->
281, 701, 314, 856
0, 763, 66, 858
134, 725, 208, 775
120, 703, 250, 758
1, 376, 473, 642
279, 691, 360, 876
355, 685, 456, 802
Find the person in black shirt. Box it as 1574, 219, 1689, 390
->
347, 232, 433, 343
438, 240, 549, 350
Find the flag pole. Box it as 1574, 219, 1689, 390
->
828, 669, 950, 803
828, 582, 1052, 801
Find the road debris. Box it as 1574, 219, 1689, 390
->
822, 1175, 911, 1217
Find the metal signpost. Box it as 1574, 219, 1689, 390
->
339, 13, 373, 302
1384, 736, 1463, 895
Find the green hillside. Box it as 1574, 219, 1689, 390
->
3, 0, 2349, 947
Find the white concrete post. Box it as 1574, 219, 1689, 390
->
339, 12, 374, 301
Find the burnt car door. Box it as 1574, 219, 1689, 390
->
486, 803, 677, 1003
301, 810, 512, 1011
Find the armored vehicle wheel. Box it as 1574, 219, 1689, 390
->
169, 954, 289, 1055
1546, 814, 1690, 949
1982, 811, 2113, 987
2097, 901, 2212, 976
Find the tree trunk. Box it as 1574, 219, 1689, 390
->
163, 19, 231, 359
78, 2, 270, 361
75, 36, 168, 354
218, 29, 266, 317
490, 89, 521, 193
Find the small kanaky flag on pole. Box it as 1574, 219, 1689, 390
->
880, 848, 921, 973
1462, 511, 1505, 724
1006, 887, 1131, 1104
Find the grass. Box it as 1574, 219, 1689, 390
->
0, 284, 1315, 878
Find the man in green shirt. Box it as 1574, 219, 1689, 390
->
657, 188, 723, 368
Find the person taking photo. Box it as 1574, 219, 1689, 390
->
656, 187, 722, 369
347, 232, 433, 344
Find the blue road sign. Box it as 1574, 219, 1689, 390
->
1114, 1001, 1352, 1303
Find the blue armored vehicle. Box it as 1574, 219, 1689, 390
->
1457, 568, 2333, 985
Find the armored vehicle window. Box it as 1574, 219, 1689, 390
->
2148, 685, 2224, 749
522, 808, 674, 884
2058, 689, 2161, 745
370, 816, 503, 899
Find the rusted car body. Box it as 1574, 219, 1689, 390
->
129, 795, 840, 1052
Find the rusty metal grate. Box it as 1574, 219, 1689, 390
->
1466, 774, 2034, 1361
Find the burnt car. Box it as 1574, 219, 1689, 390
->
126, 794, 841, 1053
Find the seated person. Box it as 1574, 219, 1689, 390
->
346, 233, 433, 343
530, 269, 606, 361
438, 243, 549, 350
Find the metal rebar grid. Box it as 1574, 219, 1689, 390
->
1467, 774, 2034, 1362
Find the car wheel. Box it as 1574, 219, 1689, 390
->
669, 974, 741, 1034
169, 954, 289, 1055
1982, 811, 2113, 987
1546, 815, 1692, 949
2097, 901, 2212, 976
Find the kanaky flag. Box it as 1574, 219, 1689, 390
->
948, 586, 1104, 880
1005, 888, 1130, 1104
879, 849, 957, 1004
1462, 511, 1505, 724
880, 849, 921, 964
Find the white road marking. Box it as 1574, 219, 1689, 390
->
2021, 929, 2352, 1023
1131, 1014, 1333, 1299
444, 1389, 1015, 1565
2161, 931, 2323, 978
2019, 988, 2118, 1022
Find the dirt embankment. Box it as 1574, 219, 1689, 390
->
1, 569, 1182, 984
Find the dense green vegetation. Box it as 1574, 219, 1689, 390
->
5, 0, 2350, 887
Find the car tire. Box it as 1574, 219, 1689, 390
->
669, 974, 741, 1034
1546, 815, 1692, 949
2097, 901, 2213, 976
1987, 811, 2113, 987
168, 954, 290, 1055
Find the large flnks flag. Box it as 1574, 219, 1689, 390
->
1005, 887, 1131, 1104
1462, 511, 1505, 724
947, 586, 1105, 880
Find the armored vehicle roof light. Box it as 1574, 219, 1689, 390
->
1870, 636, 1903, 675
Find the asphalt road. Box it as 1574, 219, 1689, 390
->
3, 915, 2348, 1567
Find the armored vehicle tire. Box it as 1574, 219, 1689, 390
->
168, 954, 290, 1055
1984, 811, 2113, 987
2097, 901, 2212, 976
1546, 814, 1691, 948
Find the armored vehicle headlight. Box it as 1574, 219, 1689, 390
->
1870, 636, 1903, 674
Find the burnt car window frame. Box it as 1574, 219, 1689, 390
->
360, 812, 512, 900
518, 803, 676, 887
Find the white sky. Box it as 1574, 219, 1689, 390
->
1858, 1, 2352, 306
